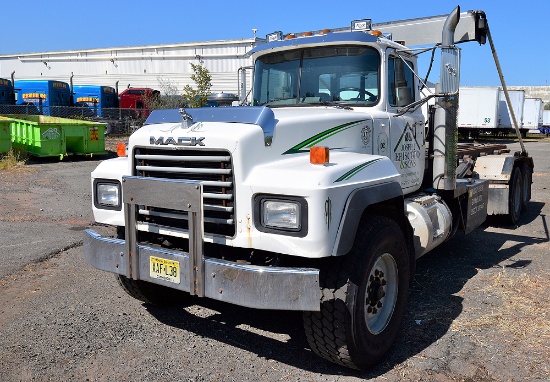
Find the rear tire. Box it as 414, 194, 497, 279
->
303, 215, 411, 370
520, 163, 532, 211
505, 166, 523, 225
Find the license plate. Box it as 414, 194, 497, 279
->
150, 256, 180, 284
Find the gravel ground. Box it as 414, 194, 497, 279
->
0, 137, 548, 381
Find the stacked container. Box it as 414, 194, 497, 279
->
0, 116, 12, 154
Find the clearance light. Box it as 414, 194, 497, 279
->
302, 31, 313, 37
370, 30, 383, 37
285, 33, 296, 40
310, 146, 330, 165
351, 18, 372, 32
116, 142, 127, 157
319, 29, 331, 35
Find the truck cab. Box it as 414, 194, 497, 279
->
249, 30, 425, 193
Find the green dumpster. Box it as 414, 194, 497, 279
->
7, 115, 107, 159
0, 116, 12, 154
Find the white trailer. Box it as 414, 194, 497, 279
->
457, 86, 500, 138
541, 109, 550, 135
523, 98, 543, 134
498, 89, 525, 134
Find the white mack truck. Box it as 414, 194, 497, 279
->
84, 6, 533, 370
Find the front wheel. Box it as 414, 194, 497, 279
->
303, 215, 411, 370
117, 275, 190, 306
115, 227, 190, 306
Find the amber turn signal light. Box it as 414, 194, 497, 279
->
310, 146, 329, 165
116, 142, 127, 157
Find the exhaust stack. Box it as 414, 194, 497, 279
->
433, 6, 461, 191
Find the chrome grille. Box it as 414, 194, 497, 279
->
132, 147, 235, 237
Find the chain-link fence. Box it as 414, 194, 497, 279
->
0, 104, 149, 135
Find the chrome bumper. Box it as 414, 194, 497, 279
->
83, 229, 320, 311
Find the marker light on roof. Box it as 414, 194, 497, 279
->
266, 31, 283, 42
351, 19, 372, 32
302, 31, 313, 37
285, 33, 296, 40
370, 30, 383, 37
319, 29, 331, 35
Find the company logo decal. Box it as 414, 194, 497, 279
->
361, 125, 371, 146
42, 128, 60, 140
150, 136, 205, 146
378, 133, 388, 153
393, 123, 421, 170
23, 93, 47, 100
77, 97, 99, 103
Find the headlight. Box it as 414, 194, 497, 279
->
254, 195, 308, 237
263, 200, 300, 230
94, 179, 121, 210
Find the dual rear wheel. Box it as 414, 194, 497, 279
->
506, 163, 532, 225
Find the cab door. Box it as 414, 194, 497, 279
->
387, 53, 425, 193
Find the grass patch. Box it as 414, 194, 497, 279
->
0, 148, 27, 171
451, 269, 550, 356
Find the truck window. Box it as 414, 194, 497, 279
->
253, 46, 380, 107
388, 56, 415, 107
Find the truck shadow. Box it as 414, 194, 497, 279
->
146, 201, 547, 378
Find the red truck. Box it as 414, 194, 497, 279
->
118, 87, 159, 118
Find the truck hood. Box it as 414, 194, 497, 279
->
270, 107, 377, 155
138, 106, 379, 157
141, 107, 275, 147
129, 116, 268, 154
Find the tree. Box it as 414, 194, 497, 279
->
145, 77, 185, 110
183, 63, 212, 108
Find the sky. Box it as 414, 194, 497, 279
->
1, 0, 549, 87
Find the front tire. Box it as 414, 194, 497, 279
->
303, 215, 411, 370
115, 227, 189, 306
117, 275, 189, 306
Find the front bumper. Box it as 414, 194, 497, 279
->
83, 229, 321, 311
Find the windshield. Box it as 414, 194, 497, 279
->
253, 45, 380, 107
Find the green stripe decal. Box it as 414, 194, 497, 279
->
334, 158, 383, 183
282, 120, 366, 155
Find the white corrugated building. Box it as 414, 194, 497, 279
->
0, 37, 261, 101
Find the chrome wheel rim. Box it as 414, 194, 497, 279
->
364, 253, 398, 335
